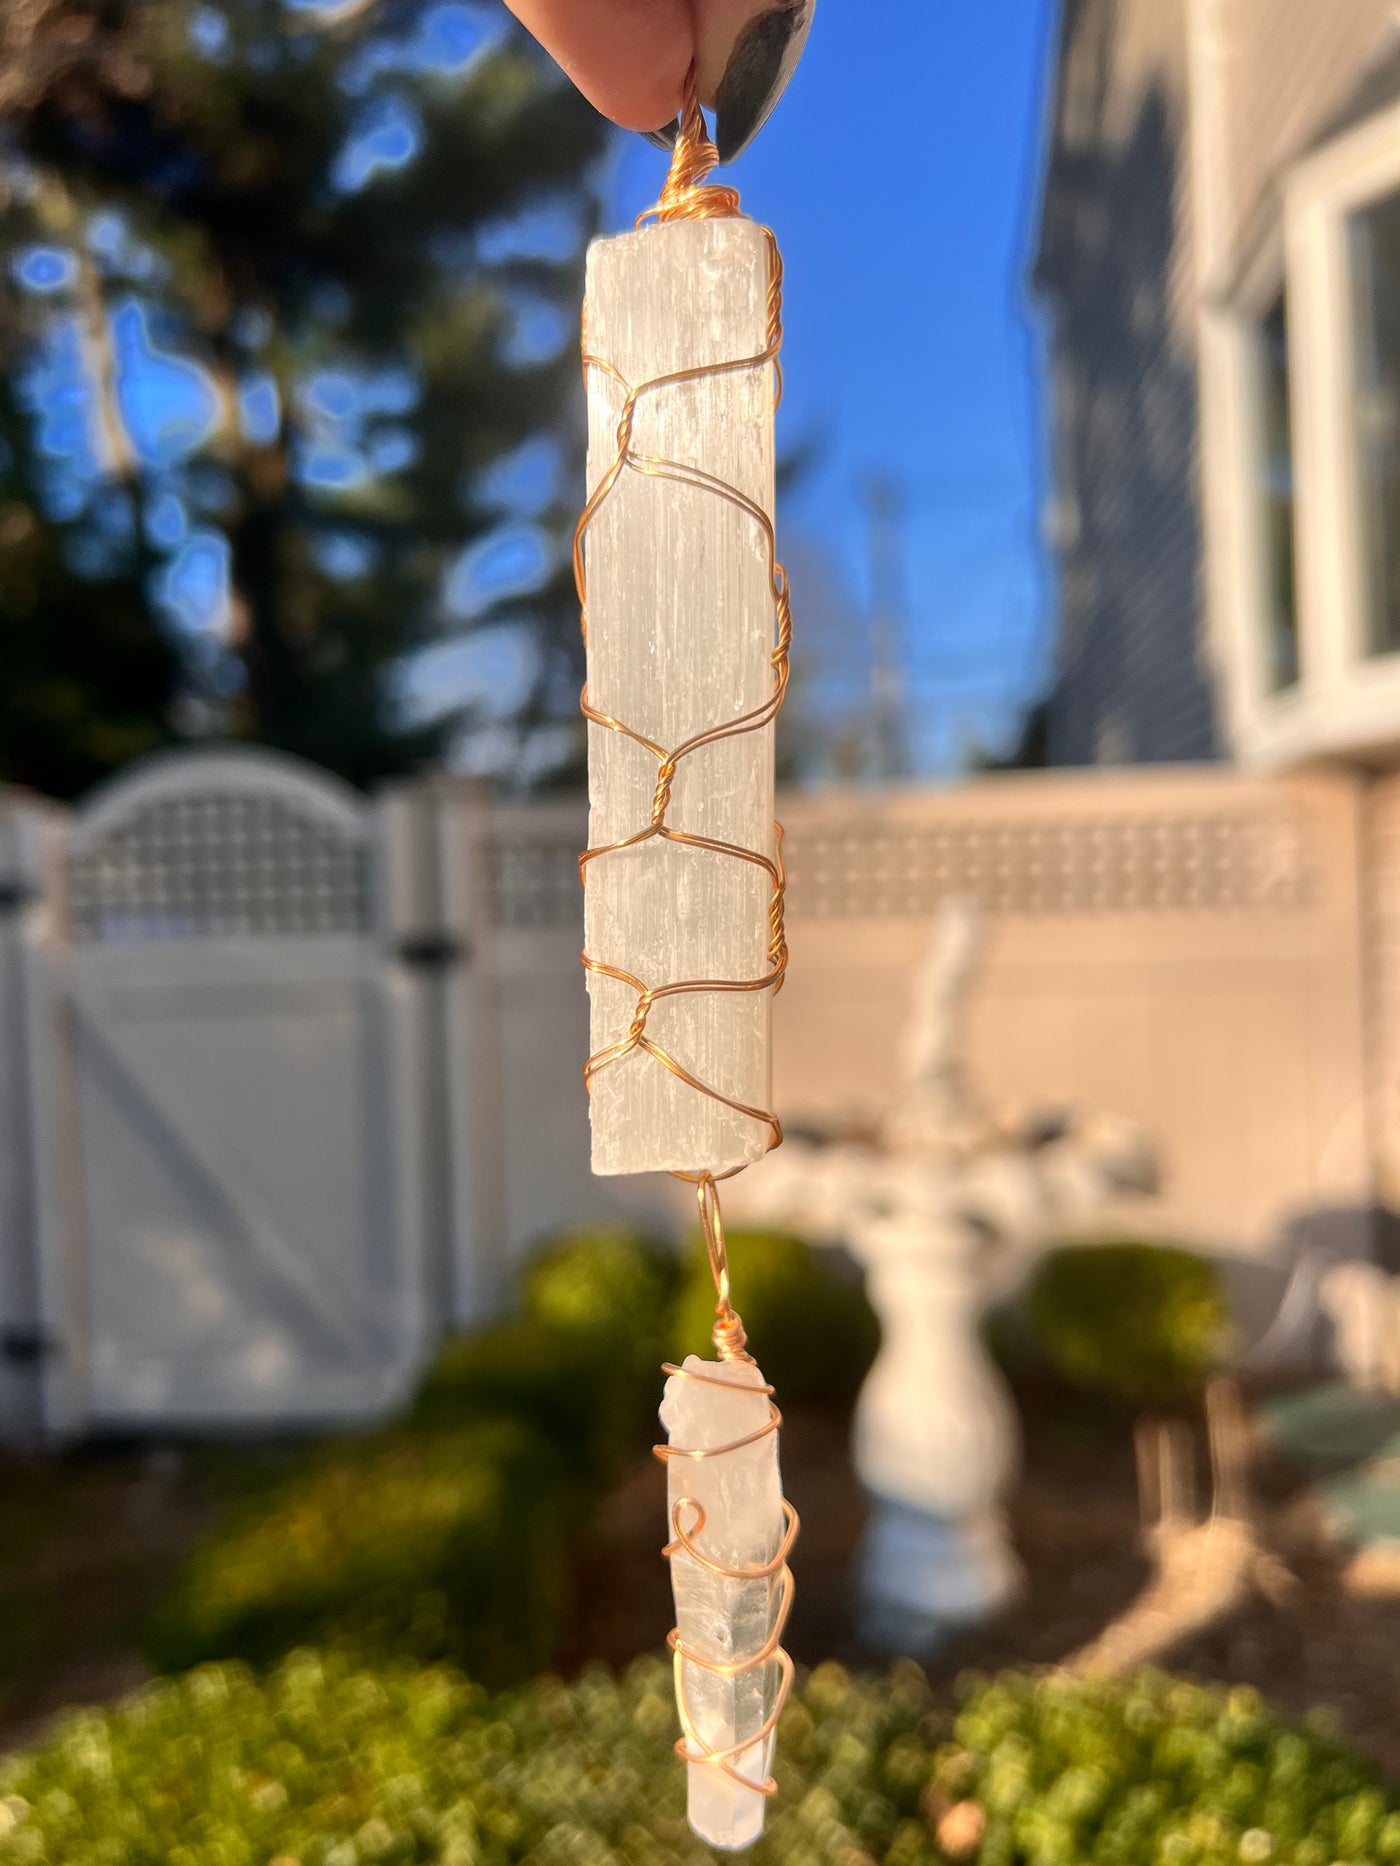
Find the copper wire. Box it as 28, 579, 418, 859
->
574, 73, 791, 1361
574, 78, 798, 1808
654, 1366, 798, 1796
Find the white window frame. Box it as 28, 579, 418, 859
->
1199, 232, 1302, 758
1205, 97, 1400, 768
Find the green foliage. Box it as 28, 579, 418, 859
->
672, 1229, 880, 1405
0, 403, 181, 801
147, 1228, 678, 1684
1027, 1239, 1230, 1408
0, 1657, 1389, 1866
522, 1223, 679, 1369
417, 1226, 679, 1473
518, 1223, 681, 1452
145, 1421, 566, 1687
944, 1669, 1393, 1866
0, 0, 608, 794
410, 1317, 638, 1483
143, 1223, 871, 1692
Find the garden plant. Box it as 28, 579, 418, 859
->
0, 1655, 1392, 1865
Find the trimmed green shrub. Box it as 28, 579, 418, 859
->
521, 1223, 679, 1374
1027, 1238, 1230, 1408
672, 1228, 880, 1405
410, 1318, 641, 1482
942, 1669, 1394, 1866
0, 1656, 1389, 1866
145, 1230, 680, 1688
417, 1227, 680, 1478
144, 1421, 566, 1686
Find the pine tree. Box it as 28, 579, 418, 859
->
0, 0, 607, 797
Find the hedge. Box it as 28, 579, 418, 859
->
521, 1223, 679, 1384
146, 1228, 679, 1682
944, 1669, 1395, 1866
144, 1420, 567, 1686
409, 1319, 641, 1485
412, 1225, 682, 1481
145, 1223, 879, 1684
0, 1655, 1391, 1866
1026, 1240, 1230, 1408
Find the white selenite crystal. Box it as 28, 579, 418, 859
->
660, 1354, 787, 1850
583, 217, 776, 1176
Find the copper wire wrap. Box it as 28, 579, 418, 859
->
574, 76, 791, 1353
654, 1363, 797, 1796
574, 79, 798, 1805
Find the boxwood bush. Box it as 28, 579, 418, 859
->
521, 1223, 679, 1379
1026, 1239, 1230, 1409
671, 1229, 880, 1405
409, 1319, 640, 1484
416, 1226, 680, 1476
942, 1669, 1395, 1866
147, 1225, 678, 1685
0, 1655, 1390, 1866
144, 1421, 567, 1686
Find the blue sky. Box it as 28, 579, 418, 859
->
604, 0, 1057, 769
8, 0, 1059, 776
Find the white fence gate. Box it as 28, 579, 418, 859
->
0, 752, 1380, 1442
5, 749, 431, 1439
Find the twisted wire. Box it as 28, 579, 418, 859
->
641, 85, 741, 225
574, 80, 798, 1807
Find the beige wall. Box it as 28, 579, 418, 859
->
769, 770, 1369, 1254
441, 768, 1372, 1266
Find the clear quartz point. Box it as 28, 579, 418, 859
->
659, 1353, 787, 1849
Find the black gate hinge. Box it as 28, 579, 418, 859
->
395, 931, 469, 971
0, 1325, 61, 1365
0, 879, 37, 917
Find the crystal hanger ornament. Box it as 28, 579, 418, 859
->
575, 79, 797, 1852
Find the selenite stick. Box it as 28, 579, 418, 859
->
660, 1355, 788, 1850
582, 215, 776, 1177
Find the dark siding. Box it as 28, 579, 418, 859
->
1037, 0, 1220, 765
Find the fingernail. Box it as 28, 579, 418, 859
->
713, 1, 813, 164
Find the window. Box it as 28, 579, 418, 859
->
1253, 294, 1299, 691
1200, 99, 1400, 767
1349, 190, 1400, 657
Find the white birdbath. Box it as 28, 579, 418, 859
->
728, 899, 1155, 1654
847, 1178, 1023, 1645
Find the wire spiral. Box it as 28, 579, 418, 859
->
575, 79, 798, 1809
654, 1363, 798, 1797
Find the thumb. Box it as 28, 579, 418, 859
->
503, 0, 693, 134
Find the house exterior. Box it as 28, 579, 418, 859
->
1034, 0, 1400, 774
1034, 0, 1400, 1219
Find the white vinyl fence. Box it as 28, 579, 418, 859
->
0, 749, 432, 1441
0, 751, 1377, 1443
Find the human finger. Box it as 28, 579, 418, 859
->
503, 0, 694, 133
